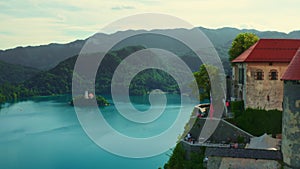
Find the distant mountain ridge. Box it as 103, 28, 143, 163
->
0, 40, 84, 70
0, 27, 300, 71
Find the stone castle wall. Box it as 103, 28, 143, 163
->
282, 81, 300, 168
207, 157, 281, 169
245, 62, 289, 110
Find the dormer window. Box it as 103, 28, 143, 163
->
269, 69, 278, 80
255, 69, 264, 80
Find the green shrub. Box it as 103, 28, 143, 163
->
228, 108, 282, 136
231, 100, 244, 118
237, 135, 245, 143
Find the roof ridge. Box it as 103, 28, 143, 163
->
281, 48, 300, 80
232, 39, 300, 63
232, 41, 258, 63
259, 38, 300, 41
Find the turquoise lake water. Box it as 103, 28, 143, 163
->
0, 95, 195, 169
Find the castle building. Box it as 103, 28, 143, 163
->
189, 39, 300, 169
232, 39, 300, 110
281, 49, 300, 168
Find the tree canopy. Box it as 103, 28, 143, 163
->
0, 46, 181, 105
228, 32, 259, 62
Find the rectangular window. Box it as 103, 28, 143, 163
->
255, 70, 264, 80
270, 72, 278, 80
238, 68, 244, 84
269, 70, 278, 80
257, 72, 263, 80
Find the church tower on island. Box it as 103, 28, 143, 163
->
281, 50, 300, 168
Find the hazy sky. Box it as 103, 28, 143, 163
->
0, 0, 299, 50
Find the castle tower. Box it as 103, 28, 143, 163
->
84, 90, 89, 99
281, 50, 300, 168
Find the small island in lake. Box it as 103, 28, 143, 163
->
70, 91, 109, 107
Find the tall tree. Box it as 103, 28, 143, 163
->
229, 32, 259, 62
193, 64, 219, 101
0, 93, 5, 104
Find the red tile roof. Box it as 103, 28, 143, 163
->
232, 39, 300, 63
281, 49, 300, 80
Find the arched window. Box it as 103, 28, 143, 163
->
269, 69, 278, 80
254, 69, 264, 80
